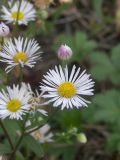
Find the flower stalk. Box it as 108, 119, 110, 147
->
0, 120, 14, 150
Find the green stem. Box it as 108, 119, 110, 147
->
61, 60, 68, 68
9, 115, 28, 160
15, 0, 22, 33
20, 66, 23, 83
1, 37, 4, 46
0, 120, 14, 150
9, 133, 24, 160
16, 0, 22, 25
26, 124, 43, 135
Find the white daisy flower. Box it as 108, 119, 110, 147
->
0, 37, 42, 73
31, 124, 53, 143
22, 83, 48, 116
1, 0, 36, 25
40, 65, 94, 109
0, 84, 32, 120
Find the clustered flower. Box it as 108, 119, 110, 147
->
0, 0, 95, 144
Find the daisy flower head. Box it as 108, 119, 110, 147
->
1, 0, 36, 25
40, 65, 94, 109
0, 84, 32, 120
22, 83, 48, 116
31, 124, 53, 143
0, 37, 42, 73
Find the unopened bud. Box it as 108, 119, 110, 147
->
0, 22, 10, 37
77, 133, 87, 144
57, 44, 73, 60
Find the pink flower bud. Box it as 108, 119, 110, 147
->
0, 22, 10, 37
57, 44, 73, 60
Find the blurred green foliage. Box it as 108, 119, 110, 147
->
53, 32, 97, 62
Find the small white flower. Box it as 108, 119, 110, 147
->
22, 83, 48, 116
0, 84, 31, 120
1, 0, 36, 25
57, 44, 73, 60
31, 124, 53, 143
40, 65, 94, 109
0, 22, 10, 37
0, 37, 42, 73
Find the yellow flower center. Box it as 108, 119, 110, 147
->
58, 82, 76, 98
7, 99, 22, 112
13, 52, 28, 63
12, 11, 24, 20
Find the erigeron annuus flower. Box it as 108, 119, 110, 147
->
23, 83, 48, 116
0, 22, 10, 37
0, 84, 32, 120
31, 124, 53, 143
40, 65, 94, 109
0, 37, 42, 73
1, 0, 36, 25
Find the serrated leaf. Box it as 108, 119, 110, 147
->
92, 90, 120, 123
90, 52, 114, 81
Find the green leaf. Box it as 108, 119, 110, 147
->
48, 144, 76, 160
107, 133, 120, 152
0, 144, 11, 154
92, 90, 120, 123
90, 52, 114, 81
53, 32, 97, 62
111, 44, 120, 69
3, 119, 21, 144
57, 110, 82, 130
16, 151, 25, 160
22, 135, 44, 157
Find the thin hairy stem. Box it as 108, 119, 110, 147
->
0, 120, 14, 150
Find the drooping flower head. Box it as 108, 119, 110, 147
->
57, 44, 73, 60
0, 22, 10, 37
0, 37, 42, 73
31, 124, 53, 143
0, 84, 32, 120
40, 65, 94, 109
1, 0, 36, 25
22, 83, 48, 116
